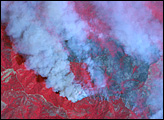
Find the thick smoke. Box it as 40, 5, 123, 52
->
92, 1, 163, 64
1, 2, 163, 119
1, 1, 108, 102
1, 1, 89, 102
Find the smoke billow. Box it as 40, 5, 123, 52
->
92, 1, 163, 64
1, 1, 163, 118
1, 1, 89, 102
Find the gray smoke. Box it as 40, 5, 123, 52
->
1, 3, 163, 119
92, 1, 163, 64
1, 1, 89, 102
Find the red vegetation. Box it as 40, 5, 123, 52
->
1, 24, 139, 119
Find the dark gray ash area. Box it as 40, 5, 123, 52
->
64, 38, 150, 108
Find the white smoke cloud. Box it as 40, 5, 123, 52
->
1, 2, 163, 113
92, 1, 163, 64
1, 1, 106, 103
1, 1, 88, 102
